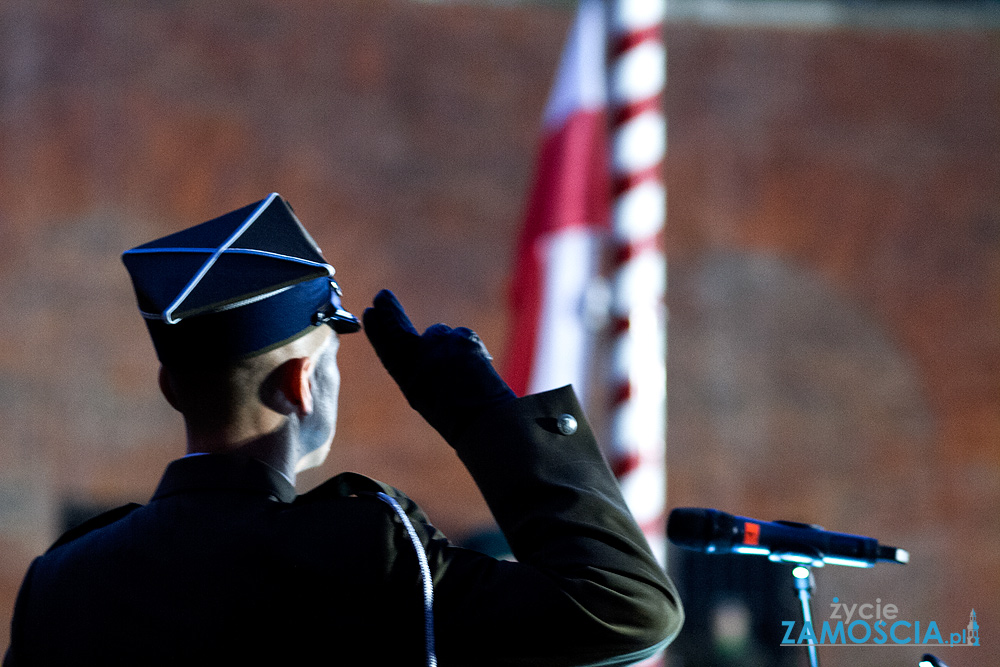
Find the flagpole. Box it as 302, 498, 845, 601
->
505, 2, 671, 660
605, 0, 668, 578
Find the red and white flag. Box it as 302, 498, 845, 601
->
507, 5, 672, 662
506, 0, 610, 403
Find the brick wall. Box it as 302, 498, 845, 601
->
0, 1, 995, 664
664, 23, 998, 666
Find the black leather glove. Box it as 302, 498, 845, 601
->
363, 289, 516, 444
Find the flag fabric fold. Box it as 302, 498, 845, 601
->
506, 0, 611, 404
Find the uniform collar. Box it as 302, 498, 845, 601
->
152, 452, 297, 504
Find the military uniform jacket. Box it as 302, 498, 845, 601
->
5, 387, 682, 666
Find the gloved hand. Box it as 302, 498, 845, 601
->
363, 289, 516, 444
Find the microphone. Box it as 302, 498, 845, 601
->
667, 507, 909, 568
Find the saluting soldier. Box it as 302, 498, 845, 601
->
5, 194, 682, 666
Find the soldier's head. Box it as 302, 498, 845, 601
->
122, 194, 360, 473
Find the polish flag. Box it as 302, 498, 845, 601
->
506, 0, 610, 403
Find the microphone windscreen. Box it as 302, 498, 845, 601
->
667, 508, 717, 550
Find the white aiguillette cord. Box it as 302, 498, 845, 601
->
376, 492, 437, 667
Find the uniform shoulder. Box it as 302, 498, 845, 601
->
46, 503, 143, 553
294, 472, 441, 540
295, 471, 402, 504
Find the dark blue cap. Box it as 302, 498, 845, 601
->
122, 193, 360, 365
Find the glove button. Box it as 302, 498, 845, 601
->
556, 414, 578, 436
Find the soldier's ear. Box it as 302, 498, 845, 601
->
275, 356, 315, 418
158, 366, 182, 413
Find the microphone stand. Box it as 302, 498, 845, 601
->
791, 566, 820, 667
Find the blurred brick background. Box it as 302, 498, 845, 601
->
0, 1, 996, 665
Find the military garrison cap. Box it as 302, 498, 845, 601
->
122, 193, 360, 365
